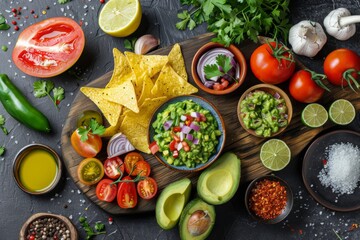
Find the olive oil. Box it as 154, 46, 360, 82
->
19, 149, 58, 192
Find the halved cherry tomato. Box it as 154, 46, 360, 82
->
117, 176, 137, 209
137, 177, 158, 200
96, 179, 117, 202
77, 158, 104, 186
71, 129, 102, 158
169, 140, 177, 151
103, 157, 124, 179
131, 160, 151, 177
149, 141, 159, 155
124, 152, 144, 174
12, 17, 85, 78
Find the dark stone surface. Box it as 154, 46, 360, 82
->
0, 0, 359, 239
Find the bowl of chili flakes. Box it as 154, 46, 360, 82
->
245, 175, 293, 224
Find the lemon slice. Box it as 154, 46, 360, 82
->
301, 103, 328, 128
99, 0, 142, 37
329, 99, 356, 125
260, 139, 291, 171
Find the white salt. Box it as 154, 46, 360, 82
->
318, 142, 360, 195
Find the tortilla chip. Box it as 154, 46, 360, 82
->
151, 63, 198, 98
102, 80, 139, 113
138, 76, 154, 106
125, 51, 168, 79
130, 136, 151, 154
102, 116, 123, 137
168, 43, 188, 81
107, 48, 135, 88
119, 116, 150, 154
80, 87, 122, 126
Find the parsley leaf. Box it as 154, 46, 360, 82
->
58, 0, 71, 4
124, 38, 137, 52
0, 15, 10, 31
33, 80, 64, 109
204, 54, 237, 82
79, 217, 106, 240
0, 115, 8, 135
78, 119, 105, 142
0, 146, 5, 156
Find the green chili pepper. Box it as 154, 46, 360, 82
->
0, 74, 51, 132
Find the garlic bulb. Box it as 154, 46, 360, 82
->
289, 21, 327, 57
323, 8, 359, 41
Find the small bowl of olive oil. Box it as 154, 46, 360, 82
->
13, 144, 62, 195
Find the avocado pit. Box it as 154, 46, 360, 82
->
187, 210, 211, 236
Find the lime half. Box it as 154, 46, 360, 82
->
329, 99, 356, 125
260, 139, 291, 171
301, 103, 328, 128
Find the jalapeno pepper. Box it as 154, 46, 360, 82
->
0, 74, 51, 132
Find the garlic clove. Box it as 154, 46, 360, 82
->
134, 34, 160, 55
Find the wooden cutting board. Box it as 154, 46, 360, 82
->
61, 33, 360, 214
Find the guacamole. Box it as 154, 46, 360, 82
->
152, 100, 221, 168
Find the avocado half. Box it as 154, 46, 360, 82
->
156, 178, 192, 230
197, 152, 241, 205
179, 198, 216, 240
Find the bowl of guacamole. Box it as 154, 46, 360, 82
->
149, 95, 225, 172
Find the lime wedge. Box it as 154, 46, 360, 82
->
329, 99, 356, 125
260, 139, 291, 171
301, 103, 328, 128
99, 0, 142, 37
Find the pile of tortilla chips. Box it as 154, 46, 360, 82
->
80, 44, 198, 153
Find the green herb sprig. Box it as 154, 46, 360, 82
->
0, 115, 8, 135
0, 146, 5, 156
204, 54, 237, 82
124, 38, 137, 52
176, 0, 291, 46
0, 15, 10, 31
33, 80, 65, 109
58, 0, 71, 4
79, 217, 106, 240
78, 119, 105, 142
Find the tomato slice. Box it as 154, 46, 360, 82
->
131, 160, 151, 177
77, 110, 103, 128
12, 17, 85, 78
137, 177, 158, 200
149, 141, 159, 155
117, 176, 137, 209
71, 129, 102, 158
124, 152, 144, 174
96, 179, 117, 202
104, 157, 125, 179
77, 158, 104, 186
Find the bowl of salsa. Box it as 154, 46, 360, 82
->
149, 95, 226, 172
191, 42, 247, 95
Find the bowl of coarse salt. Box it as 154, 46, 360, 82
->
302, 129, 360, 212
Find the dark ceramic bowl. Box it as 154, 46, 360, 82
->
302, 129, 360, 212
237, 84, 293, 138
148, 95, 225, 172
191, 42, 247, 95
13, 144, 62, 195
245, 175, 293, 224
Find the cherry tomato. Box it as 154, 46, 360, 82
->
149, 141, 159, 154
117, 176, 137, 209
323, 48, 360, 88
131, 160, 151, 177
250, 42, 295, 84
71, 129, 102, 158
124, 152, 144, 174
77, 158, 104, 186
289, 69, 326, 103
96, 179, 117, 202
213, 82, 224, 91
137, 177, 158, 200
103, 157, 124, 179
12, 17, 85, 78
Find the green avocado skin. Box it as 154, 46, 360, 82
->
0, 74, 51, 133
179, 198, 216, 240
197, 152, 241, 205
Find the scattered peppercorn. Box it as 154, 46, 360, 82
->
46, 6, 50, 10
11, 8, 17, 13
249, 179, 287, 220
11, 20, 17, 25
14, 25, 19, 31
30, 10, 35, 14
33, 14, 38, 19
26, 217, 71, 240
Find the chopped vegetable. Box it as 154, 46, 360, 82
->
78, 217, 106, 240
0, 115, 8, 135
176, 0, 291, 46
78, 119, 105, 142
33, 80, 65, 109
107, 133, 135, 158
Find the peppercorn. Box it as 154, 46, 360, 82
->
14, 26, 19, 31
26, 217, 70, 240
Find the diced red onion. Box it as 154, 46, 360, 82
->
181, 125, 192, 134
186, 133, 194, 141
274, 92, 281, 99
180, 115, 187, 121
193, 138, 199, 145
177, 142, 183, 151
204, 81, 215, 88
190, 112, 201, 118
179, 132, 185, 141
107, 133, 135, 158
179, 122, 184, 128
163, 120, 173, 131
189, 122, 200, 131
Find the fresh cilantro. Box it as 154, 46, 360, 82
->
0, 146, 5, 156
79, 217, 106, 240
0, 15, 10, 31
33, 80, 65, 109
176, 0, 291, 46
124, 38, 137, 52
0, 115, 8, 135
58, 0, 71, 4
204, 54, 237, 82
78, 119, 105, 142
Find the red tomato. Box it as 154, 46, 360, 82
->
104, 157, 124, 179
117, 176, 137, 208
12, 17, 85, 78
173, 126, 182, 132
96, 179, 117, 202
131, 160, 151, 177
71, 129, 102, 158
137, 177, 158, 200
250, 42, 295, 84
324, 48, 360, 88
124, 152, 144, 174
289, 69, 326, 103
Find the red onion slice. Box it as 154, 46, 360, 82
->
107, 133, 135, 158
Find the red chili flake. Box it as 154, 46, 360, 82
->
349, 223, 359, 231
322, 159, 328, 165
100, 0, 105, 3
108, 217, 113, 224
79, 20, 83, 26
33, 14, 38, 19
11, 8, 17, 13
56, 100, 60, 105
17, 17, 20, 20
30, 10, 35, 14
25, 16, 29, 19
13, 13, 17, 17
46, 6, 50, 10
299, 229, 303, 235
11, 20, 17, 25
14, 26, 19, 31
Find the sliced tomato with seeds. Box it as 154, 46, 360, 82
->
137, 177, 158, 200
96, 179, 117, 202
124, 152, 144, 174
131, 160, 151, 177
117, 176, 137, 209
104, 157, 124, 179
